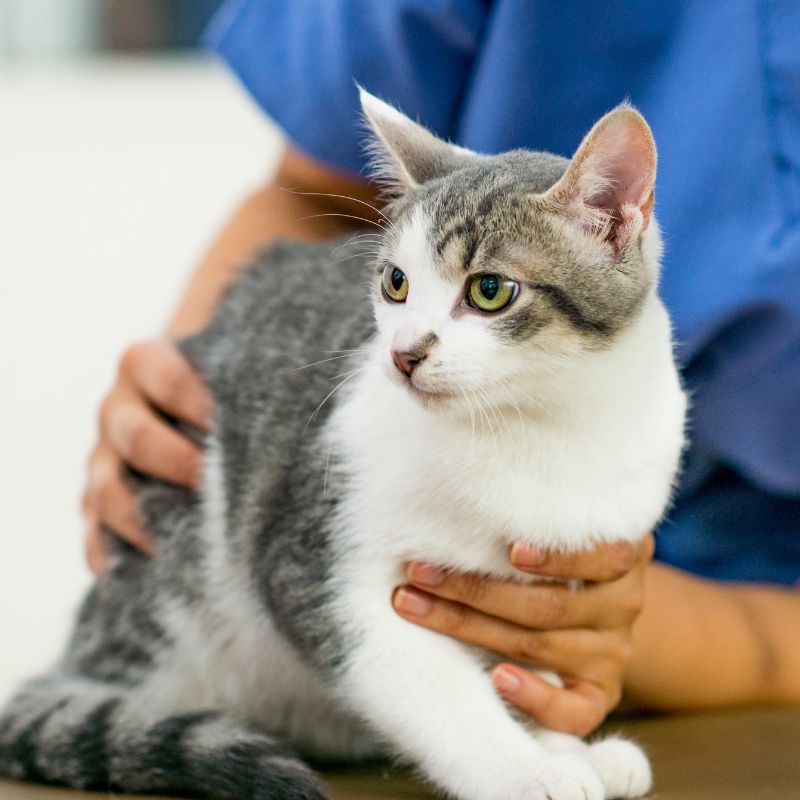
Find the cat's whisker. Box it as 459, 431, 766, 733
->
328, 367, 363, 382
280, 188, 393, 226
294, 353, 364, 371
459, 388, 477, 453
467, 385, 497, 458
508, 379, 556, 423
474, 384, 501, 458
297, 211, 389, 231
479, 384, 506, 446
488, 392, 507, 450
496, 378, 526, 429
304, 368, 364, 435
337, 231, 385, 244
328, 251, 382, 268
329, 240, 385, 261
365, 372, 388, 407
345, 233, 384, 242
325, 348, 370, 355
333, 235, 385, 254
335, 232, 385, 248
332, 245, 384, 258
323, 436, 335, 496
331, 244, 382, 259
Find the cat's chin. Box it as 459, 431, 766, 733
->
405, 381, 454, 409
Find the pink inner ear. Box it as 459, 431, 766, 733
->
587, 127, 653, 208
579, 115, 656, 243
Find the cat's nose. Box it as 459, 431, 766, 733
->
392, 349, 424, 377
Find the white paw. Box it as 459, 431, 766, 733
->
587, 738, 652, 799
457, 754, 603, 800
530, 754, 605, 800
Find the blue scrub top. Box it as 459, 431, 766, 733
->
207, 0, 800, 586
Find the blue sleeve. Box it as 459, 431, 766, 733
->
206, 0, 487, 174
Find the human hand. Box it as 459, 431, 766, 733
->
83, 340, 212, 574
392, 535, 655, 735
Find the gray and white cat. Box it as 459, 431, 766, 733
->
0, 91, 686, 800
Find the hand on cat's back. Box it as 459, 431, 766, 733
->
392, 535, 654, 736
82, 339, 212, 573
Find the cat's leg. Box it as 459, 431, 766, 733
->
336, 605, 604, 800
0, 675, 328, 800
586, 736, 652, 800
535, 730, 652, 799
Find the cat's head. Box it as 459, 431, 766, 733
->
359, 89, 660, 412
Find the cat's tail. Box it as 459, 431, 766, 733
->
0, 676, 329, 799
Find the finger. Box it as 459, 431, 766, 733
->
88, 476, 155, 558
104, 402, 204, 488
84, 515, 107, 576
491, 664, 612, 736
392, 586, 615, 675
120, 341, 212, 430
86, 447, 156, 554
509, 538, 644, 582
404, 563, 635, 629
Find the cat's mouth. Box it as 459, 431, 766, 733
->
403, 377, 453, 405
384, 359, 453, 406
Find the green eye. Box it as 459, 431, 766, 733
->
468, 274, 518, 312
382, 264, 409, 302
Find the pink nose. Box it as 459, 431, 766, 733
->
392, 349, 424, 377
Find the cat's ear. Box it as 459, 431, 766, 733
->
538, 104, 656, 257
359, 87, 477, 194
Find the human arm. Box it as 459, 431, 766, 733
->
393, 540, 800, 735
83, 146, 379, 572
626, 562, 800, 709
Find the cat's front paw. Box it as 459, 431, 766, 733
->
587, 737, 652, 799
532, 754, 605, 800
491, 754, 604, 800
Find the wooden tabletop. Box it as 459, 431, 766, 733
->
1, 707, 797, 799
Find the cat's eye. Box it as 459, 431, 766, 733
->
467, 274, 518, 312
382, 264, 409, 302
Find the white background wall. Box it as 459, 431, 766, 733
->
0, 0, 100, 58
0, 57, 283, 702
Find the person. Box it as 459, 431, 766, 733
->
82, 1, 800, 737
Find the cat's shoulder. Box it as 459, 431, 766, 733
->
180, 236, 375, 382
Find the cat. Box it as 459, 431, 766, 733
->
0, 89, 686, 800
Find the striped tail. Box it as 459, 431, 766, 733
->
0, 678, 329, 799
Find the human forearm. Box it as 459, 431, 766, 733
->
625, 562, 800, 709
167, 147, 379, 336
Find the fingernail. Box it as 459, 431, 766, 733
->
510, 542, 547, 569
407, 562, 444, 587
394, 587, 433, 617
492, 666, 522, 694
